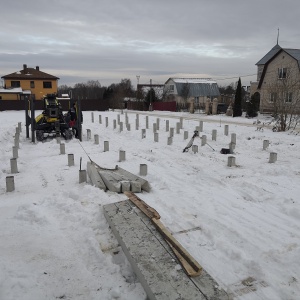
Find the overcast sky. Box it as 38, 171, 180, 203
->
1, 0, 299, 89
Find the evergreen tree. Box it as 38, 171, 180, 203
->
233, 78, 242, 117
145, 88, 157, 107
246, 94, 259, 118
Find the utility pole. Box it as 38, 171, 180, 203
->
149, 79, 153, 111
136, 75, 140, 100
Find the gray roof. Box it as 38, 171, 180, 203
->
256, 44, 300, 66
285, 48, 300, 64
256, 44, 282, 65
175, 82, 220, 97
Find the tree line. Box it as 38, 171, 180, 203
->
58, 78, 163, 109
59, 77, 299, 131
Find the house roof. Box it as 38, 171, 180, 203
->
256, 44, 300, 66
256, 44, 282, 65
0, 87, 31, 94
166, 78, 220, 97
284, 48, 300, 64
2, 65, 59, 80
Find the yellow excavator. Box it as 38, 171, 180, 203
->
35, 94, 73, 141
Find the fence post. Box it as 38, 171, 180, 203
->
6, 176, 15, 192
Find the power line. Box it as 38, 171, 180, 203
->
213, 74, 256, 81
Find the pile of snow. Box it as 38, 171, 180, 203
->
0, 110, 299, 300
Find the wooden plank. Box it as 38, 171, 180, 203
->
166, 240, 201, 277
124, 191, 161, 220
124, 191, 202, 277
152, 218, 202, 276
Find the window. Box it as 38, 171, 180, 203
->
285, 92, 292, 103
270, 92, 277, 103
30, 81, 35, 88
11, 81, 20, 88
43, 81, 52, 88
169, 84, 174, 92
278, 68, 287, 79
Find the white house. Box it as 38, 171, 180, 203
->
164, 78, 220, 107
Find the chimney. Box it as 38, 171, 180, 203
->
23, 64, 27, 71
36, 66, 40, 71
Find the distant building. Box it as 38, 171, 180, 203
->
1, 64, 59, 100
250, 44, 300, 113
0, 87, 31, 101
164, 78, 220, 107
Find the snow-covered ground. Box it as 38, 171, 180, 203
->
0, 109, 299, 300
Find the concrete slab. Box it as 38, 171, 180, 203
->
87, 162, 150, 193
117, 166, 150, 192
103, 200, 231, 300
86, 162, 106, 191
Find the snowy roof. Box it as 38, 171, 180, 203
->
0, 88, 31, 94
165, 78, 220, 97
171, 78, 216, 84
0, 87, 23, 93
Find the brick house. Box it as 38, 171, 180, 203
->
1, 64, 59, 100
250, 44, 300, 113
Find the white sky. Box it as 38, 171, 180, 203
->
1, 0, 299, 88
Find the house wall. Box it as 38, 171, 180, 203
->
164, 80, 177, 95
4, 79, 58, 100
259, 52, 300, 113
0, 93, 21, 100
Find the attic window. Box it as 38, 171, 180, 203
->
278, 68, 287, 79
169, 84, 174, 92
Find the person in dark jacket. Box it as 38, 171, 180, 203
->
69, 103, 77, 122
66, 103, 77, 137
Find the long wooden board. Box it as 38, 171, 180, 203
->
152, 218, 202, 276
124, 191, 160, 220
124, 191, 202, 276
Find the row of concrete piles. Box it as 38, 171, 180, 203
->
5, 113, 279, 192
5, 123, 89, 192
89, 111, 278, 167
5, 122, 22, 192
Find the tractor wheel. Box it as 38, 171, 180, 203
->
63, 129, 73, 140
36, 130, 44, 141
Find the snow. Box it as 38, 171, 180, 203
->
172, 78, 216, 84
0, 109, 299, 300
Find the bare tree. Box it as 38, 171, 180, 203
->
181, 82, 190, 105
266, 66, 300, 131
